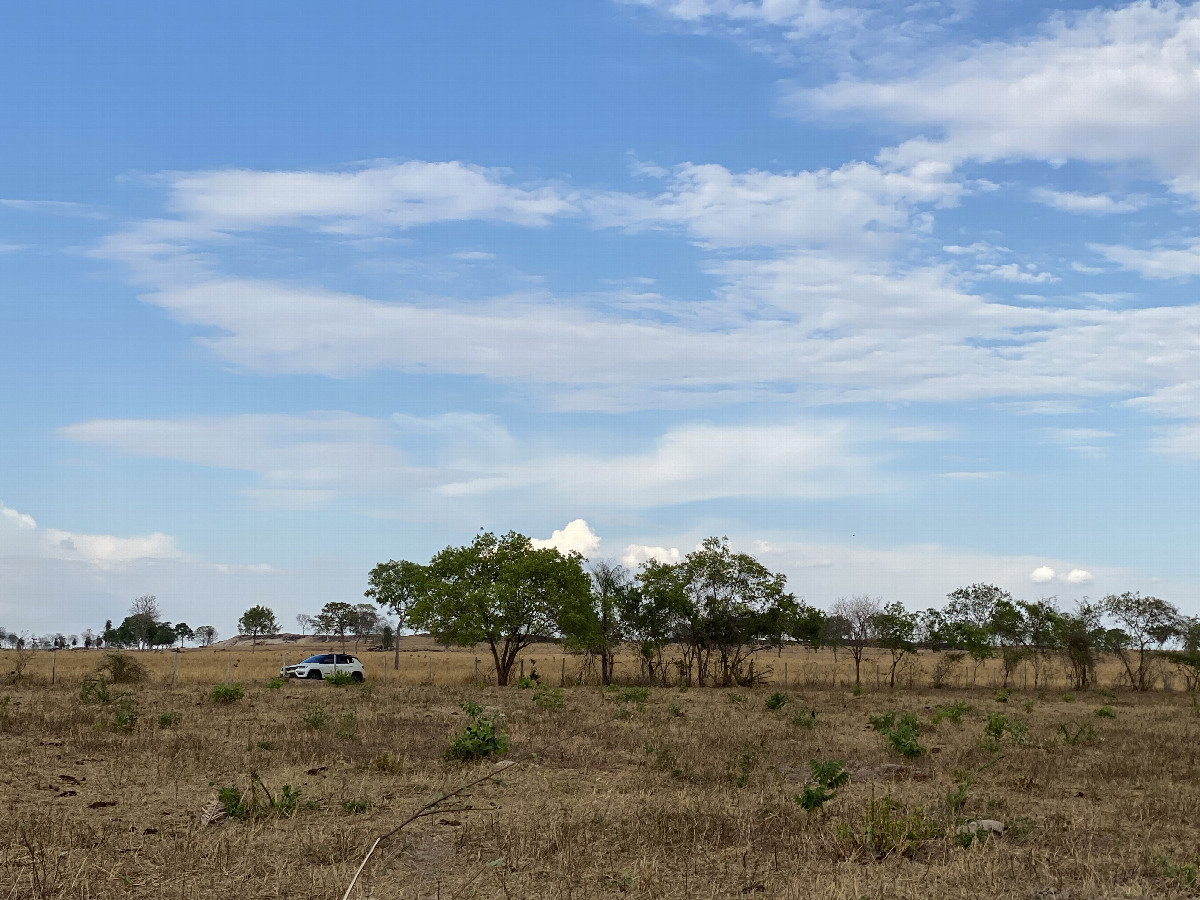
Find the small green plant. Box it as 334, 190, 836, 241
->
727, 691, 746, 704
1061, 693, 1075, 703
517, 675, 535, 689
342, 799, 370, 814
1094, 705, 1116, 719
111, 694, 139, 733
1156, 852, 1200, 890
1057, 722, 1097, 746
335, 710, 357, 740
852, 682, 864, 697
765, 691, 789, 710
983, 712, 1027, 746
1023, 700, 1034, 713
532, 683, 564, 709
301, 704, 328, 730
218, 785, 250, 820
945, 770, 973, 813
157, 711, 182, 729
445, 700, 509, 761
791, 709, 816, 729
210, 683, 244, 704
730, 749, 757, 789
667, 702, 685, 718
995, 688, 1011, 703
834, 794, 941, 858
369, 752, 404, 774
218, 774, 300, 819
795, 758, 849, 812
931, 700, 971, 725
265, 677, 285, 690
618, 687, 650, 704
325, 670, 354, 687
273, 784, 301, 817
871, 711, 925, 757
79, 676, 112, 704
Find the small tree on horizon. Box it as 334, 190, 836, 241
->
315, 601, 358, 653
237, 606, 279, 648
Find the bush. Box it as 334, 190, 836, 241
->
995, 688, 1011, 703
931, 700, 971, 725
325, 671, 354, 687
96, 653, 148, 684
617, 687, 650, 704
157, 711, 182, 729
1094, 705, 1116, 718
765, 691, 789, 710
301, 705, 327, 730
532, 684, 564, 709
791, 709, 816, 729
983, 712, 1027, 745
871, 711, 925, 757
795, 758, 848, 812
834, 795, 941, 858
111, 695, 139, 734
445, 701, 509, 761
210, 683, 244, 704
727, 691, 746, 704
79, 676, 112, 704
335, 710, 357, 740
265, 677, 285, 690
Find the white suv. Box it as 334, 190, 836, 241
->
281, 653, 365, 681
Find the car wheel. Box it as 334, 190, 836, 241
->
306, 670, 322, 679
351, 671, 364, 682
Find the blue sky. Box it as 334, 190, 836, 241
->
5, 0, 1200, 637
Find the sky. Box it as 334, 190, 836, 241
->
4, 0, 1200, 638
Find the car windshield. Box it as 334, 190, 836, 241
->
302, 655, 329, 664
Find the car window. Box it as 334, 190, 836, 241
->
336, 655, 353, 664
302, 655, 325, 664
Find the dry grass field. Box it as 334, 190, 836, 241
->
2, 641, 1199, 899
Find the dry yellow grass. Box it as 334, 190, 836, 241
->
1, 641, 1198, 899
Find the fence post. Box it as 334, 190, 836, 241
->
560, 657, 566, 687
51, 649, 57, 686
474, 657, 479, 686
225, 656, 231, 684
172, 651, 178, 686
428, 656, 432, 685
520, 659, 524, 681
784, 662, 788, 687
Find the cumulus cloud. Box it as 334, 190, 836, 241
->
1065, 568, 1093, 584
1094, 240, 1200, 280
621, 544, 681, 567
1, 501, 182, 569
531, 519, 602, 556
1030, 566, 1056, 583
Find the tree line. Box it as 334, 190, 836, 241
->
364, 531, 1200, 691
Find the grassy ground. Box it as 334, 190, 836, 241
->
1, 644, 1199, 898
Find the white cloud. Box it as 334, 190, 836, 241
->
1032, 188, 1149, 215
1065, 568, 1094, 584
166, 161, 576, 233
1045, 427, 1114, 459
587, 160, 960, 251
803, 3, 1200, 197
1094, 240, 1200, 280
531, 519, 602, 556
972, 263, 1058, 285
621, 544, 681, 567
1, 503, 36, 530
1030, 565, 1056, 583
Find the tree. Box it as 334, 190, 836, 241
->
872, 601, 917, 688
351, 603, 379, 650
406, 531, 591, 686
1102, 592, 1180, 691
635, 538, 798, 687
943, 584, 1009, 683
295, 613, 313, 636
194, 625, 217, 646
989, 599, 1029, 687
1056, 601, 1105, 691
237, 606, 279, 647
367, 559, 428, 670
174, 623, 194, 648
316, 601, 358, 653
829, 595, 880, 687
559, 560, 636, 685
127, 594, 162, 650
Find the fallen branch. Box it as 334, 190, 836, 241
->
340, 712, 620, 900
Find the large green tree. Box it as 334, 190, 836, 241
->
638, 537, 799, 687
315, 601, 358, 653
404, 531, 591, 686
1102, 591, 1180, 691
237, 605, 279, 647
558, 560, 637, 685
